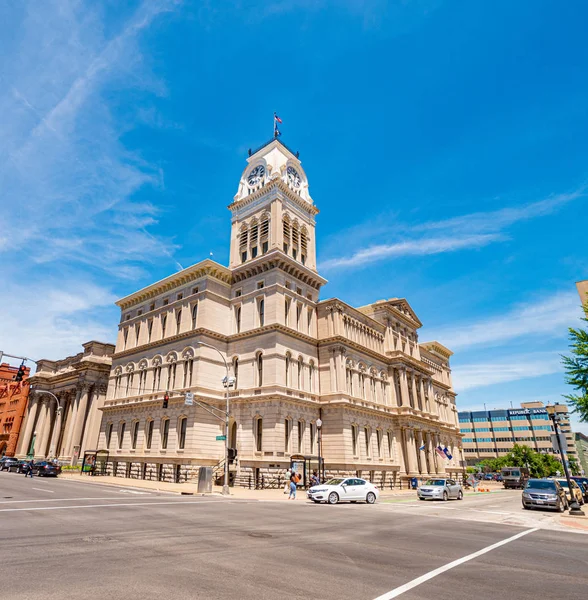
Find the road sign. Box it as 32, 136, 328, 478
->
185, 392, 194, 406
216, 435, 226, 441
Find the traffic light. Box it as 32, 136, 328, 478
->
228, 448, 238, 463
14, 362, 26, 382
162, 392, 169, 409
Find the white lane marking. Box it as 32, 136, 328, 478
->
0, 500, 228, 513
118, 490, 149, 495
0, 497, 152, 505
372, 528, 538, 600
31, 488, 54, 493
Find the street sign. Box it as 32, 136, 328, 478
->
185, 392, 194, 406
216, 435, 226, 441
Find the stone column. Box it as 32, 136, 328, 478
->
415, 430, 424, 474
405, 428, 418, 475
17, 397, 39, 456
34, 400, 50, 458
62, 387, 82, 458
388, 369, 398, 406
428, 381, 436, 415
411, 374, 419, 410
48, 401, 64, 459
400, 369, 410, 408
419, 377, 427, 412
68, 385, 91, 461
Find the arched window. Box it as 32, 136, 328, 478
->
387, 430, 394, 459
106, 423, 113, 448
291, 223, 299, 260
352, 424, 359, 456
364, 427, 371, 457
176, 309, 182, 334
167, 361, 176, 390
178, 417, 187, 449
153, 365, 162, 391
131, 421, 139, 449
239, 226, 248, 262
257, 354, 264, 386
260, 214, 270, 254
232, 357, 239, 390
258, 298, 265, 327
191, 304, 198, 329
183, 357, 194, 388
254, 417, 263, 451
235, 305, 241, 333
359, 369, 366, 399
310, 422, 316, 454
308, 361, 315, 393
297, 420, 305, 453
285, 353, 291, 387
285, 297, 291, 326
161, 418, 170, 449
284, 418, 292, 452
300, 227, 308, 265
249, 219, 259, 258
282, 217, 291, 254
376, 429, 383, 458
146, 419, 154, 450
297, 357, 303, 390
118, 422, 126, 450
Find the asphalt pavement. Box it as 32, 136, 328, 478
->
1, 471, 586, 600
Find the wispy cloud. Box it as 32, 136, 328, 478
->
320, 233, 503, 269
452, 351, 564, 392
320, 191, 583, 270
425, 290, 582, 351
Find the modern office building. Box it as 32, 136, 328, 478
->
458, 401, 576, 466
575, 432, 588, 476
98, 136, 464, 487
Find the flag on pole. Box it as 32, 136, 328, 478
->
418, 443, 426, 451
443, 447, 453, 460
435, 446, 446, 459
274, 112, 282, 137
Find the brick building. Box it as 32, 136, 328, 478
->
0, 363, 31, 457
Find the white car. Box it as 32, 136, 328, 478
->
307, 477, 380, 505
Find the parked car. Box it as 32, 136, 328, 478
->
0, 457, 21, 472
417, 478, 463, 501
502, 467, 530, 489
23, 461, 62, 477
484, 474, 493, 481
571, 477, 588, 502
8, 459, 30, 473
307, 477, 379, 505
522, 479, 568, 512
550, 478, 584, 505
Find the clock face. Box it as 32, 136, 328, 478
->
287, 166, 301, 188
247, 165, 265, 186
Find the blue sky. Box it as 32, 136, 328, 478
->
1, 1, 587, 431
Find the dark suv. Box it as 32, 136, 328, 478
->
22, 461, 62, 477
0, 457, 21, 472
522, 478, 568, 512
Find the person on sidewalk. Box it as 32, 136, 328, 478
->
289, 470, 299, 500
310, 471, 320, 487
25, 459, 34, 478
284, 468, 292, 494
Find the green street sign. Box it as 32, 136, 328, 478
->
216, 435, 226, 441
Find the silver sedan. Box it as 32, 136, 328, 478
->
417, 478, 463, 501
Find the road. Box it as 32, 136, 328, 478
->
1, 472, 587, 600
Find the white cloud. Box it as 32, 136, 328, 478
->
0, 280, 117, 362
321, 191, 583, 270
320, 233, 503, 269
425, 291, 582, 351
452, 352, 564, 392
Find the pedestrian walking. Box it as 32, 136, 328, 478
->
284, 468, 292, 494
289, 470, 300, 500
25, 459, 34, 478
310, 470, 320, 487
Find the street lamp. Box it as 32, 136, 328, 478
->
547, 405, 584, 516
195, 341, 232, 496
316, 418, 323, 483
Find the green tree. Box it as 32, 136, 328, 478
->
562, 306, 588, 421
568, 456, 581, 476
502, 444, 563, 478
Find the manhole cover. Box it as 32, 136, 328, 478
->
3, 497, 13, 499
248, 532, 272, 539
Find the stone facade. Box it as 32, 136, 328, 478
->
17, 342, 114, 463
99, 138, 464, 486
0, 363, 31, 457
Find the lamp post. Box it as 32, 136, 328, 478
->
195, 341, 232, 496
547, 405, 584, 516
316, 418, 323, 483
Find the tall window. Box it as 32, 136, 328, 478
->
178, 417, 187, 449
285, 354, 291, 387
167, 363, 176, 390
161, 314, 167, 337
183, 359, 193, 388
176, 309, 182, 334
309, 362, 315, 393
258, 298, 265, 327
376, 429, 383, 458
106, 423, 113, 448
260, 215, 269, 254
240, 227, 248, 262
297, 357, 303, 390
153, 366, 162, 391
283, 218, 291, 254
147, 319, 153, 342
192, 304, 198, 329
123, 327, 129, 349
296, 304, 302, 330
352, 425, 359, 456
161, 419, 170, 449
310, 422, 316, 454
257, 353, 263, 387
132, 421, 139, 449
233, 358, 239, 390
297, 420, 304, 453
146, 420, 154, 450
255, 417, 263, 451
235, 305, 241, 333
364, 427, 371, 457
359, 371, 365, 399
307, 307, 313, 334
346, 367, 353, 396
135, 323, 141, 345
118, 422, 126, 449
387, 431, 393, 458
285, 297, 291, 326
284, 418, 292, 452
